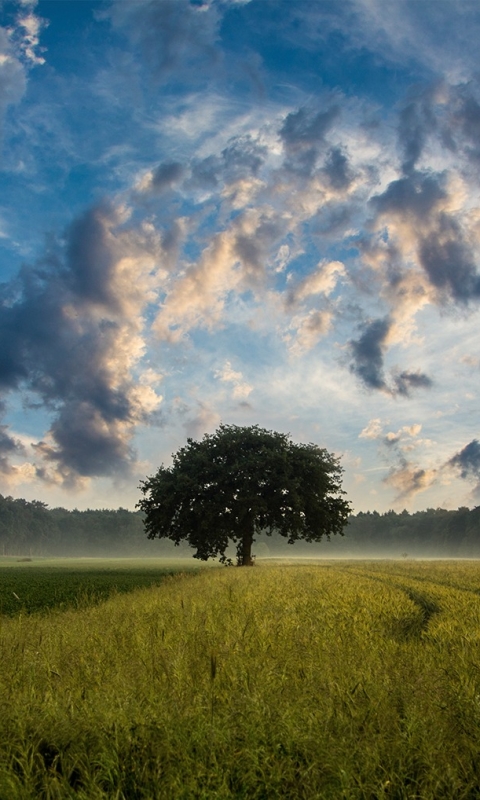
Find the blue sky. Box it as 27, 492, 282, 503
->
1, 0, 480, 513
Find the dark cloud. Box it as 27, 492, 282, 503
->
440, 83, 480, 164
190, 155, 219, 190
36, 401, 133, 479
0, 298, 28, 391
0, 421, 25, 475
280, 106, 339, 148
280, 105, 340, 175
418, 213, 480, 302
234, 214, 284, 281
448, 439, 480, 481
221, 135, 267, 180
188, 136, 267, 193
458, 91, 480, 162
322, 146, 353, 190
151, 161, 184, 192
370, 171, 446, 220
349, 318, 433, 396
393, 370, 433, 397
398, 89, 438, 175
349, 317, 390, 391
370, 165, 480, 305
0, 203, 155, 484
67, 204, 119, 309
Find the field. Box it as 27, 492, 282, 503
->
0, 558, 205, 617
2, 559, 480, 798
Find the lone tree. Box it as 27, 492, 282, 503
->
138, 424, 351, 565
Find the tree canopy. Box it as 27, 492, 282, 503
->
138, 424, 351, 565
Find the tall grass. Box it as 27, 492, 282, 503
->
1, 562, 480, 798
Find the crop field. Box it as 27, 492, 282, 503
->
0, 558, 204, 616
2, 560, 480, 799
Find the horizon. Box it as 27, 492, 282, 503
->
1, 1, 480, 514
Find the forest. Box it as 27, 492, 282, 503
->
1, 494, 479, 558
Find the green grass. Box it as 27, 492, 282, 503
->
0, 558, 205, 616
2, 560, 480, 798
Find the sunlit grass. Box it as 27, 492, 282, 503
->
1, 561, 480, 797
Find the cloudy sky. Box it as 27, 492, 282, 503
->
1, 0, 480, 513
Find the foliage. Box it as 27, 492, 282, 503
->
2, 562, 480, 797
138, 424, 351, 565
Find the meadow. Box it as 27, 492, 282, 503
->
2, 559, 480, 798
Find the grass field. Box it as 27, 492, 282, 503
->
0, 558, 205, 616
2, 559, 480, 798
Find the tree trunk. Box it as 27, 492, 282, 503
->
238, 524, 254, 566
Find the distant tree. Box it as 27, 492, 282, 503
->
138, 424, 351, 565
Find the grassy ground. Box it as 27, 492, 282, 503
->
1, 560, 480, 798
0, 557, 205, 616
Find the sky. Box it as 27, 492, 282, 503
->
0, 0, 480, 514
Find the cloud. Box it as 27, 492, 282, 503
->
349, 317, 390, 391
286, 309, 333, 354
359, 418, 383, 440
384, 459, 437, 502
286, 260, 345, 307
15, 5, 47, 65
138, 161, 184, 194
447, 440, 480, 494
0, 424, 25, 473
107, 0, 221, 82
370, 171, 446, 222
321, 146, 354, 190
392, 370, 433, 397
397, 87, 439, 174
0, 201, 163, 486
0, 1, 45, 130
214, 361, 253, 400
152, 205, 287, 341
280, 104, 340, 175
418, 213, 480, 303
184, 402, 221, 440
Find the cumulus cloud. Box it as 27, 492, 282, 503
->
280, 104, 340, 175
0, 201, 163, 486
152, 205, 287, 341
321, 146, 354, 190
286, 260, 345, 307
359, 418, 383, 440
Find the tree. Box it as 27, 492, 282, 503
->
138, 424, 351, 565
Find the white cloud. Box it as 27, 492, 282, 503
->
359, 419, 383, 440
214, 361, 253, 400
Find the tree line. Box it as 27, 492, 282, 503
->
1, 493, 479, 558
